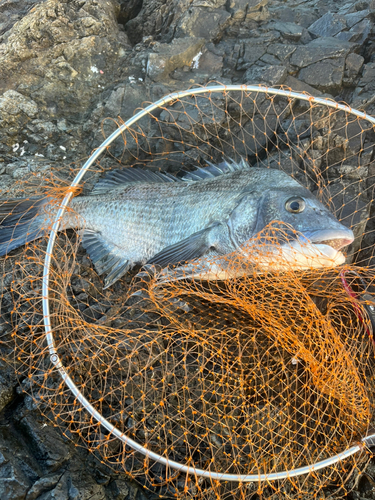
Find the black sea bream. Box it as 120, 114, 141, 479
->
0, 159, 354, 288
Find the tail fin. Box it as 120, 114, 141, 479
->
0, 198, 49, 256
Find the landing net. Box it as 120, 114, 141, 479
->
1, 85, 375, 499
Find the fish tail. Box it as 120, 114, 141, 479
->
0, 197, 50, 256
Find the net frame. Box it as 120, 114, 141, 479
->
41, 84, 375, 483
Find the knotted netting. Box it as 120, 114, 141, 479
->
1, 85, 375, 499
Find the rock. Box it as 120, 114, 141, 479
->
335, 18, 372, 44
159, 92, 226, 140
16, 416, 72, 472
298, 58, 345, 93
25, 474, 62, 500
175, 8, 231, 39
0, 365, 17, 412
352, 62, 375, 106
271, 21, 304, 42
0, 90, 38, 118
192, 48, 223, 74
284, 75, 323, 96
227, 0, 269, 20
290, 37, 354, 69
325, 182, 369, 259
345, 52, 365, 77
267, 43, 297, 62
147, 38, 205, 81
260, 53, 280, 65
344, 9, 372, 28
0, 461, 32, 500
238, 42, 268, 70
308, 12, 347, 38
244, 64, 287, 86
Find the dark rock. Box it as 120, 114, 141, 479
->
271, 21, 304, 42
175, 8, 231, 39
269, 6, 319, 28
227, 0, 269, 20
267, 43, 297, 62
284, 75, 323, 96
298, 58, 345, 93
192, 49, 223, 74
238, 42, 268, 70
25, 474, 62, 500
16, 416, 72, 472
344, 9, 372, 28
117, 0, 144, 26
352, 62, 375, 107
290, 37, 354, 69
0, 460, 32, 500
259, 53, 280, 65
308, 12, 347, 38
0, 364, 17, 412
345, 52, 365, 76
244, 64, 287, 86
335, 18, 372, 44
147, 38, 205, 81
325, 182, 369, 258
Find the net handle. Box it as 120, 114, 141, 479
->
42, 84, 375, 482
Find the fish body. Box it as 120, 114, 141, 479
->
0, 159, 354, 287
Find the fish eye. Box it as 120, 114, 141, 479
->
285, 196, 306, 214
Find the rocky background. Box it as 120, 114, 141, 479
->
1, 0, 375, 498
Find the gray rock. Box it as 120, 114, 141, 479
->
290, 37, 353, 69
298, 58, 345, 92
260, 53, 280, 65
272, 21, 304, 42
284, 75, 323, 95
308, 12, 347, 38
267, 43, 297, 62
227, 0, 269, 20
0, 90, 38, 118
244, 64, 287, 86
0, 365, 17, 412
192, 49, 223, 74
159, 92, 226, 140
175, 8, 231, 39
17, 416, 72, 472
344, 9, 371, 28
325, 182, 369, 259
238, 42, 268, 70
147, 38, 205, 81
345, 52, 365, 76
335, 18, 372, 44
0, 461, 32, 500
352, 62, 375, 106
25, 474, 61, 500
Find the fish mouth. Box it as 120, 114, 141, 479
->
279, 228, 355, 268
303, 228, 354, 257
242, 228, 355, 270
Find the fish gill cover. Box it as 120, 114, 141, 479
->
1, 85, 375, 499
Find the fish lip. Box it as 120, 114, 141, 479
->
298, 228, 354, 251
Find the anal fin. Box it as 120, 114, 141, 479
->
81, 229, 131, 289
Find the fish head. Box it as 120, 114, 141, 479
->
230, 172, 354, 270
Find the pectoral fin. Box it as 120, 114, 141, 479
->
147, 223, 234, 269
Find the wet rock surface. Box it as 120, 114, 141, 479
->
1, 0, 375, 498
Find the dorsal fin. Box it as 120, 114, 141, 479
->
91, 168, 180, 195
181, 158, 250, 181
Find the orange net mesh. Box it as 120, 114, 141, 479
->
1, 86, 375, 499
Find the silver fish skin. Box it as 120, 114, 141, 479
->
0, 160, 354, 288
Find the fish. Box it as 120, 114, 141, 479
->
0, 159, 354, 288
